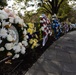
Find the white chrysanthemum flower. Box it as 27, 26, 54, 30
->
0, 39, 2, 44
22, 41, 28, 46
15, 16, 24, 26
9, 17, 14, 23
12, 54, 20, 59
23, 29, 27, 35
2, 20, 9, 27
0, 9, 8, 20
18, 42, 22, 46
5, 43, 14, 50
19, 19, 24, 25
0, 47, 4, 51
0, 28, 7, 38
26, 35, 29, 39
23, 35, 28, 40
0, 10, 8, 19
13, 44, 21, 53
0, 14, 7, 20
21, 46, 26, 54
15, 16, 20, 24
7, 35, 13, 42
24, 37, 28, 41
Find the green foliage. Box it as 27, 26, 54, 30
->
37, 0, 71, 21
58, 0, 71, 21
68, 9, 76, 23
24, 11, 41, 23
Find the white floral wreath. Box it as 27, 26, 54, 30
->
0, 9, 28, 59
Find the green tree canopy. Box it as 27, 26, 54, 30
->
57, 0, 71, 21
40, 0, 67, 15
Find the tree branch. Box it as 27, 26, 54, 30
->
47, 2, 52, 9
48, 0, 52, 5
57, 0, 64, 9
55, 0, 58, 7
43, 4, 52, 14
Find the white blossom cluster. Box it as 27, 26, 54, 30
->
0, 9, 28, 59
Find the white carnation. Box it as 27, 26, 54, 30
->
0, 47, 5, 51
0, 40, 2, 44
22, 41, 28, 46
7, 35, 13, 42
21, 46, 26, 54
26, 35, 29, 39
18, 42, 22, 46
15, 16, 20, 24
23, 29, 27, 35
9, 17, 14, 23
2, 20, 9, 27
12, 54, 20, 59
24, 35, 28, 40
0, 14, 7, 20
15, 16, 24, 26
0, 28, 7, 38
0, 10, 8, 19
13, 44, 21, 53
24, 37, 27, 41
19, 19, 24, 25
5, 43, 13, 50
0, 9, 8, 20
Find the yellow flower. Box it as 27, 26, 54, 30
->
31, 39, 38, 49
29, 39, 33, 44
27, 28, 34, 34
28, 23, 34, 28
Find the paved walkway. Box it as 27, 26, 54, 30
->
25, 31, 76, 75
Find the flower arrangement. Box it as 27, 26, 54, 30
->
27, 23, 39, 49
29, 38, 39, 49
27, 23, 36, 34
40, 14, 52, 36
40, 14, 52, 46
0, 8, 28, 60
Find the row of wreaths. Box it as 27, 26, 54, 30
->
0, 9, 75, 60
